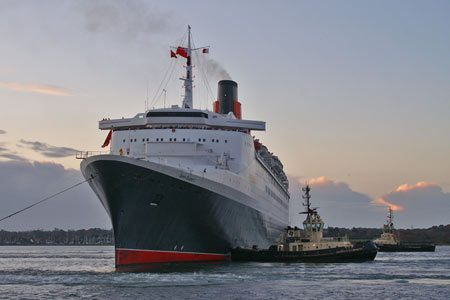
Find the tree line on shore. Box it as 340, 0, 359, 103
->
0, 225, 449, 245
0, 228, 113, 245
324, 224, 450, 245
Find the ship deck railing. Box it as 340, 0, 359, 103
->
76, 151, 110, 159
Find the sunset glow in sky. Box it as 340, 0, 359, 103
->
1, 0, 449, 229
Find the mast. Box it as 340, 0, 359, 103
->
388, 207, 393, 228
182, 25, 193, 109
302, 184, 314, 216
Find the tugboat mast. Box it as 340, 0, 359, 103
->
388, 207, 393, 228
302, 184, 314, 215
182, 25, 193, 109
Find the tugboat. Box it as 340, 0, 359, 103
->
231, 185, 378, 263
373, 207, 435, 252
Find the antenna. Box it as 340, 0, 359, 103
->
146, 80, 149, 111
163, 89, 167, 108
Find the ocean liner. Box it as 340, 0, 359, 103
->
79, 26, 290, 271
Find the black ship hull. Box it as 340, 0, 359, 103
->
230, 242, 378, 263
376, 243, 435, 252
81, 155, 285, 271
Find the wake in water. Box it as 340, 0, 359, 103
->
0, 245, 449, 300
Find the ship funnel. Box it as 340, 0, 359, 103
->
214, 80, 242, 119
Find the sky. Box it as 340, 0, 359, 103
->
0, 0, 449, 230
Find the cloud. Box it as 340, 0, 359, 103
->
0, 81, 73, 96
0, 66, 15, 73
19, 140, 79, 158
288, 175, 383, 228
395, 181, 438, 192
0, 160, 110, 230
377, 181, 450, 228
0, 142, 28, 162
0, 129, 6, 134
374, 197, 404, 211
0, 152, 28, 162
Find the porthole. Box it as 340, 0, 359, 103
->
123, 139, 125, 143
134, 139, 137, 142
169, 138, 172, 142
203, 139, 206, 142
161, 138, 164, 141
130, 139, 133, 143
174, 138, 177, 141
217, 139, 219, 143
157, 138, 159, 142
212, 139, 215, 143
146, 138, 149, 142
183, 138, 186, 142
225, 140, 228, 143
142, 138, 145, 142
198, 138, 201, 142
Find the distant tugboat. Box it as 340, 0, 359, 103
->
231, 185, 378, 263
373, 208, 435, 252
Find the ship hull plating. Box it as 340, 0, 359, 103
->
81, 155, 284, 271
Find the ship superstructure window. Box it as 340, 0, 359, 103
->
203, 139, 206, 142
198, 138, 201, 142
123, 139, 125, 143
157, 138, 159, 141
146, 138, 149, 142
212, 139, 215, 143
146, 111, 208, 118
174, 138, 177, 141
134, 139, 137, 142
142, 138, 145, 142
183, 138, 185, 142
170, 138, 172, 141
225, 140, 228, 143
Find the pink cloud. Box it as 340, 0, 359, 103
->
0, 67, 16, 73
0, 81, 72, 96
394, 181, 438, 192
374, 197, 404, 211
309, 176, 333, 185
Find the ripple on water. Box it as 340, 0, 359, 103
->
0, 246, 449, 300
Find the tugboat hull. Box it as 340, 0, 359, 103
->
377, 243, 435, 252
231, 241, 378, 263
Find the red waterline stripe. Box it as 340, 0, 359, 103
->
116, 249, 228, 266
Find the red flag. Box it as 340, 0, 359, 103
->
170, 50, 177, 58
176, 46, 188, 58
101, 130, 112, 148
202, 48, 209, 54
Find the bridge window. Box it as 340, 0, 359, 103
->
146, 111, 208, 118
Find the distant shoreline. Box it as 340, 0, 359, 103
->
1, 225, 449, 246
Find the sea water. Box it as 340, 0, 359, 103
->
0, 245, 448, 299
